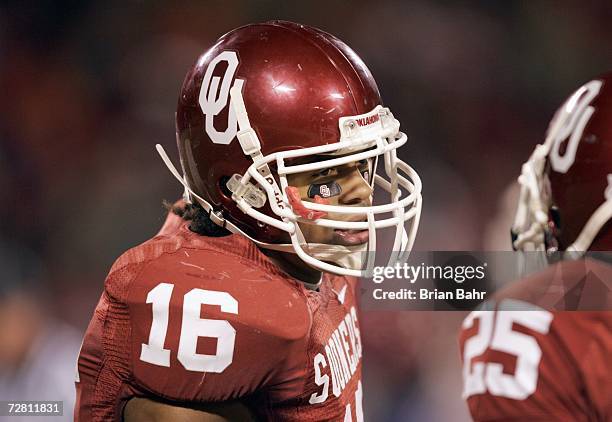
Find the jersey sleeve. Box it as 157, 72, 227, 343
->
459, 304, 612, 421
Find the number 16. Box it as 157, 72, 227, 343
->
140, 283, 238, 373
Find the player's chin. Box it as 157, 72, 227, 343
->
331, 229, 369, 246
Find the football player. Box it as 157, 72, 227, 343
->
459, 74, 612, 420
75, 21, 422, 421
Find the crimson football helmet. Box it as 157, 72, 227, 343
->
512, 72, 612, 255
157, 21, 422, 276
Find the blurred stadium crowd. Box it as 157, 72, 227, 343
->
1, 1, 611, 420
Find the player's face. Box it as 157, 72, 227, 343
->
286, 156, 373, 246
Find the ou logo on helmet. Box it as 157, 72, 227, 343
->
199, 51, 244, 145
549, 79, 602, 173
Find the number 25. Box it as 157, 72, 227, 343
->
140, 283, 238, 373
462, 300, 553, 400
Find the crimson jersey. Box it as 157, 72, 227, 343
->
459, 258, 612, 421
75, 220, 363, 421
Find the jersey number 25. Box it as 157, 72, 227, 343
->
462, 300, 553, 400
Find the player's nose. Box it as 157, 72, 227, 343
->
338, 168, 373, 206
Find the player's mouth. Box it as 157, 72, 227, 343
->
333, 228, 369, 246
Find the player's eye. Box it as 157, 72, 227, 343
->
357, 158, 372, 170
358, 159, 371, 179
313, 168, 335, 178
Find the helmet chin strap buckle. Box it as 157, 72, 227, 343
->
285, 186, 328, 220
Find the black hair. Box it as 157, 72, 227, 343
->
163, 200, 231, 237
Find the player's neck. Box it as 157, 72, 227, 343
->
259, 249, 323, 286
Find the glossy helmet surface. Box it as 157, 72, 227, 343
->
158, 21, 422, 276
512, 72, 612, 254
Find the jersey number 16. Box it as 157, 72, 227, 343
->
140, 282, 238, 373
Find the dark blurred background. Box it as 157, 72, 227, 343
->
1, 1, 611, 420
